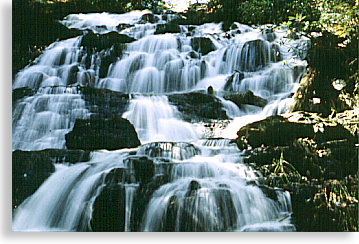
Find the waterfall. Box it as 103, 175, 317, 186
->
12, 10, 309, 232
12, 87, 90, 151
122, 95, 199, 143
13, 145, 293, 232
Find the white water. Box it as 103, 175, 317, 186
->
12, 149, 134, 231
12, 10, 308, 231
122, 95, 199, 143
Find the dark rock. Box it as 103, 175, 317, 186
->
12, 149, 90, 210
97, 44, 126, 78
91, 160, 160, 232
184, 180, 201, 197
116, 23, 134, 31
123, 156, 155, 184
12, 87, 37, 105
168, 91, 228, 121
223, 90, 267, 107
240, 39, 270, 72
80, 87, 130, 118
81, 31, 135, 51
190, 37, 215, 55
65, 116, 140, 151
207, 86, 214, 95
235, 112, 355, 149
154, 22, 181, 34
270, 43, 282, 62
91, 183, 127, 231
223, 71, 245, 92
140, 13, 160, 23
63, 64, 80, 85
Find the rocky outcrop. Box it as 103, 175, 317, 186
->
65, 116, 140, 151
235, 111, 355, 149
234, 110, 358, 231
81, 31, 135, 51
190, 37, 215, 55
140, 13, 160, 23
223, 90, 267, 108
12, 149, 90, 210
154, 22, 181, 34
90, 156, 174, 231
80, 87, 130, 118
168, 91, 228, 121
240, 39, 270, 72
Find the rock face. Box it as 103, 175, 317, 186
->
154, 22, 181, 34
65, 116, 141, 151
168, 91, 228, 121
190, 37, 215, 55
223, 90, 267, 108
234, 110, 358, 231
12, 149, 90, 210
240, 39, 270, 72
235, 112, 355, 149
80, 87, 130, 118
91, 156, 156, 232
81, 31, 135, 51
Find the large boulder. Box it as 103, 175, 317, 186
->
190, 37, 215, 55
65, 116, 140, 151
80, 87, 130, 119
239, 39, 270, 72
223, 90, 267, 108
154, 22, 181, 34
167, 91, 228, 121
235, 111, 355, 149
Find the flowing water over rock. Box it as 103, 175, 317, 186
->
12, 10, 308, 231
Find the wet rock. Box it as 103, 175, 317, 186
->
116, 23, 134, 31
123, 156, 155, 184
12, 87, 37, 105
91, 156, 166, 232
137, 142, 200, 160
240, 39, 270, 72
12, 149, 90, 210
65, 116, 140, 151
261, 28, 276, 42
91, 184, 127, 231
223, 90, 267, 107
80, 87, 130, 118
98, 44, 126, 78
154, 22, 181, 34
235, 112, 355, 149
223, 71, 245, 92
81, 31, 135, 51
184, 180, 201, 197
190, 37, 215, 55
140, 13, 160, 23
270, 43, 282, 62
168, 91, 228, 121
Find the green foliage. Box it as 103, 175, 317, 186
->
262, 152, 302, 188
206, 0, 320, 25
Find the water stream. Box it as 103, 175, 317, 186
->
12, 10, 308, 231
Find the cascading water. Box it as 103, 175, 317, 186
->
12, 10, 309, 231
122, 95, 198, 143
